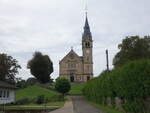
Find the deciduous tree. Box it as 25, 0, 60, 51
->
113, 36, 150, 67
55, 77, 71, 96
0, 53, 21, 82
27, 52, 53, 83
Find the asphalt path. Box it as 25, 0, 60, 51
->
72, 96, 104, 113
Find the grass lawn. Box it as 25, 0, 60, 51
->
16, 85, 60, 101
0, 85, 65, 111
0, 102, 64, 110
69, 83, 85, 95
88, 101, 123, 113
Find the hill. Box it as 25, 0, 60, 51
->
69, 83, 85, 95
16, 85, 60, 101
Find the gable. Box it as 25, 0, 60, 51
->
59, 50, 82, 64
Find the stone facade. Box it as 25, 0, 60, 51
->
59, 15, 93, 82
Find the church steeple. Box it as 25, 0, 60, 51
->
82, 11, 93, 80
83, 13, 92, 38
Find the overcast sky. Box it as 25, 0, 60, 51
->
0, 0, 150, 80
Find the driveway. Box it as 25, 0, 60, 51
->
49, 96, 103, 113
72, 96, 103, 113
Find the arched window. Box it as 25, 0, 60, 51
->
85, 42, 90, 48
68, 62, 76, 68
87, 65, 90, 71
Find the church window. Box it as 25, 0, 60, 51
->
87, 65, 90, 71
68, 62, 76, 68
68, 63, 71, 68
85, 42, 90, 48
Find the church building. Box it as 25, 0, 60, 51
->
59, 14, 93, 82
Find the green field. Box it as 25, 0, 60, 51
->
69, 83, 85, 95
16, 85, 59, 101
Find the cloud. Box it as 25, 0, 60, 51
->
0, 0, 150, 79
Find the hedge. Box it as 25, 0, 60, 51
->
83, 59, 150, 113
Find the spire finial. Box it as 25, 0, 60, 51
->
71, 46, 73, 50
82, 0, 92, 38
85, 0, 88, 17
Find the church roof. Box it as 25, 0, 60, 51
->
59, 49, 82, 63
0, 81, 17, 89
82, 14, 92, 38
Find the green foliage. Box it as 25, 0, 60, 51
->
15, 98, 30, 105
83, 59, 150, 113
55, 77, 71, 96
16, 77, 38, 89
69, 83, 85, 95
27, 52, 53, 83
113, 36, 150, 68
88, 101, 123, 113
26, 77, 38, 86
16, 79, 27, 89
0, 53, 21, 82
123, 100, 146, 113
16, 85, 61, 103
36, 95, 45, 104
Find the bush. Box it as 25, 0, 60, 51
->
48, 95, 65, 102
36, 95, 45, 104
15, 98, 30, 105
123, 100, 146, 113
55, 77, 71, 96
83, 59, 150, 113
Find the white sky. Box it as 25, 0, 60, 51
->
0, 0, 150, 79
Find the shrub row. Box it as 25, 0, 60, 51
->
83, 59, 150, 113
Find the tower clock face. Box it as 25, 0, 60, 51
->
86, 50, 90, 54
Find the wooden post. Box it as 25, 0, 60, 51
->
106, 49, 109, 71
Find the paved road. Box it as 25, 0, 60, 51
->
49, 99, 74, 113
49, 96, 103, 113
72, 96, 104, 113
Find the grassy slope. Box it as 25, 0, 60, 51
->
69, 83, 85, 95
0, 86, 64, 110
16, 85, 59, 101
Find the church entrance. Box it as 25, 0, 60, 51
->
70, 76, 74, 82
87, 76, 90, 81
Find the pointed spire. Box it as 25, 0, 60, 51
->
85, 13, 90, 29
71, 46, 73, 51
83, 12, 92, 39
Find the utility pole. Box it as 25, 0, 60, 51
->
106, 49, 109, 71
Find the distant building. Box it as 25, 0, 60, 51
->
59, 14, 93, 82
0, 81, 16, 104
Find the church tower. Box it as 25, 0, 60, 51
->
82, 13, 93, 81
59, 13, 94, 82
